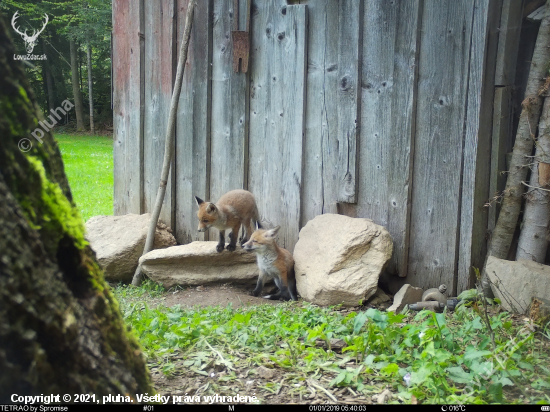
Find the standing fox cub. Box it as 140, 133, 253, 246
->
243, 225, 298, 301
195, 189, 262, 253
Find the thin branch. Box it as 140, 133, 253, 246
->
521, 181, 550, 192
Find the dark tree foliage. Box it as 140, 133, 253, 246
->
1, 0, 112, 130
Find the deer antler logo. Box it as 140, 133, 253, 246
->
11, 11, 49, 54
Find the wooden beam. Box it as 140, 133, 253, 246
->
175, 0, 213, 244
113, 0, 144, 215
248, 2, 307, 252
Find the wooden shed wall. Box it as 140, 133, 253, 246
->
113, 0, 512, 294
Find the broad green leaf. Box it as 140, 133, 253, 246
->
464, 347, 491, 361
380, 363, 399, 376
353, 312, 368, 334
446, 366, 472, 384
409, 365, 433, 385
489, 382, 503, 403
492, 376, 513, 387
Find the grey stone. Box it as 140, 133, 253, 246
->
368, 287, 392, 305
294, 214, 393, 307
486, 256, 550, 314
85, 214, 176, 282
387, 284, 423, 313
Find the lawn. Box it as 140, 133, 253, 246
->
55, 134, 113, 221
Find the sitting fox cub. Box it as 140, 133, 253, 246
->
195, 189, 262, 253
243, 225, 298, 301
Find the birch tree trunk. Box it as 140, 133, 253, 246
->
483, 3, 550, 293
87, 42, 95, 135
0, 15, 152, 399
70, 39, 85, 131
516, 96, 550, 261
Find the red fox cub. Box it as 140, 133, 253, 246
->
242, 225, 298, 301
195, 189, 262, 253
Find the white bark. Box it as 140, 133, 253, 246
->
516, 96, 550, 261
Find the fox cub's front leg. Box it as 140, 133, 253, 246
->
226, 223, 240, 252
216, 230, 225, 253
252, 270, 267, 297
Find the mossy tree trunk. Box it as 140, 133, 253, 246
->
0, 14, 153, 401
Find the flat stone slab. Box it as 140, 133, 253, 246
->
139, 241, 260, 289
486, 256, 550, 314
387, 284, 423, 313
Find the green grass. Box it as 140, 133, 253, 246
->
55, 134, 113, 221
113, 282, 550, 404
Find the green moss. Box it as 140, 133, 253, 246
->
25, 155, 87, 249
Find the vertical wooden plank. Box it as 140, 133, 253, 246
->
248, 2, 307, 252
209, 0, 249, 203
336, 0, 362, 203
300, 0, 339, 226
300, 0, 361, 225
488, 0, 522, 238
494, 0, 523, 86
175, 0, 212, 244
143, 0, 176, 227
113, 0, 143, 215
357, 0, 420, 277
408, 0, 475, 290
488, 87, 512, 233
457, 0, 501, 294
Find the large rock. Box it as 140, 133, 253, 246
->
139, 242, 261, 289
294, 214, 393, 306
486, 256, 550, 314
85, 214, 177, 282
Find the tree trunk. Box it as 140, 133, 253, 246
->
41, 41, 56, 113
0, 15, 152, 400
87, 42, 95, 135
69, 39, 85, 131
483, 3, 550, 292
516, 96, 550, 261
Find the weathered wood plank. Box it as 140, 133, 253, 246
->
175, 0, 212, 244
357, 0, 421, 277
495, 0, 523, 86
488, 86, 513, 233
113, 0, 143, 215
300, 0, 339, 226
209, 0, 249, 204
408, 0, 475, 290
336, 0, 362, 203
143, 0, 176, 227
248, 2, 307, 252
458, 0, 501, 294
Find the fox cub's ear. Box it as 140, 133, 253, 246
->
255, 221, 260, 231
206, 203, 217, 213
265, 225, 280, 238
194, 196, 204, 206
